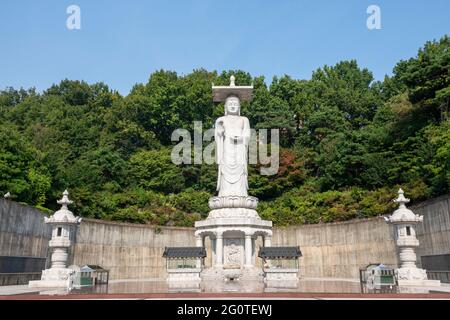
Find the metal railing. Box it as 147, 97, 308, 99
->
0, 272, 42, 286
426, 270, 450, 283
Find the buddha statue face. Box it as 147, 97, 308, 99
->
225, 95, 240, 115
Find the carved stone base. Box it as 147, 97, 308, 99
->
29, 268, 74, 288
195, 194, 272, 285
396, 267, 428, 281
396, 267, 441, 287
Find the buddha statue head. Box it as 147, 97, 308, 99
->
224, 95, 241, 116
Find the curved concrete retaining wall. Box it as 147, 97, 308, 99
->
415, 195, 450, 258
273, 217, 399, 279
71, 219, 196, 279
1, 194, 449, 280
0, 200, 50, 258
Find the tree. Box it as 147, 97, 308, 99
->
0, 124, 51, 205
0, 35, 448, 226
392, 36, 449, 121
129, 149, 185, 193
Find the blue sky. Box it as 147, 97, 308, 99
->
0, 0, 449, 95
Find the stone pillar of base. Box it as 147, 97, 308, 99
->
215, 234, 223, 267
244, 234, 252, 268
195, 236, 203, 268
264, 236, 272, 247
195, 236, 203, 247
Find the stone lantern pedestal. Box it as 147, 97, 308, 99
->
385, 189, 440, 287
29, 190, 82, 288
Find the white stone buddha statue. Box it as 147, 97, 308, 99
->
215, 94, 251, 197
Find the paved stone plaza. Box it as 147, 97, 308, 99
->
2, 278, 450, 299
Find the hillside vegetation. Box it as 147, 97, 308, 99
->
0, 36, 448, 226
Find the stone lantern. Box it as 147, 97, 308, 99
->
29, 190, 82, 288
385, 188, 440, 287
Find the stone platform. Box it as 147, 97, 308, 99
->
195, 196, 272, 279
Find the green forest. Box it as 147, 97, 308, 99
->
0, 36, 449, 227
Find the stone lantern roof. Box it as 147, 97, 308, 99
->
385, 188, 423, 224
44, 190, 82, 225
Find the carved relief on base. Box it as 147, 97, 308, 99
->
396, 267, 428, 281
41, 268, 74, 281
224, 239, 243, 268
208, 207, 260, 219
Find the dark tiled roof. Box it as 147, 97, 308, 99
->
163, 247, 207, 258
82, 265, 108, 271
258, 246, 302, 259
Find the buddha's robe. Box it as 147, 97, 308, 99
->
215, 115, 251, 197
